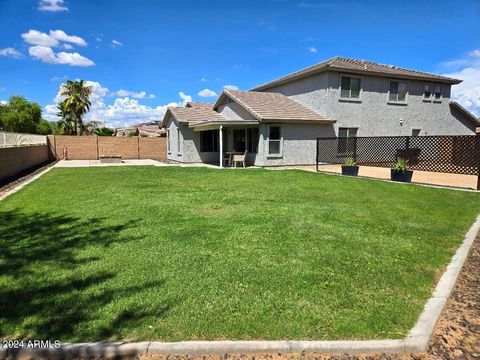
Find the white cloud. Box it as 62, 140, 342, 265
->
111, 89, 155, 99
62, 44, 73, 50
50, 30, 87, 46
38, 0, 68, 12
200, 78, 207, 82
0, 48, 23, 59
22, 30, 59, 47
29, 45, 94, 67
21, 29, 87, 47
44, 80, 192, 127
444, 50, 480, 117
308, 46, 317, 53
0, 100, 7, 105
198, 88, 218, 98
112, 40, 123, 47
223, 85, 239, 91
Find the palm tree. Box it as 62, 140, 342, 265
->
59, 80, 92, 135
56, 102, 76, 135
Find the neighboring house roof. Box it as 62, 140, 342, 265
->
185, 102, 214, 110
252, 56, 462, 91
213, 89, 335, 124
162, 106, 225, 127
449, 101, 480, 127
138, 123, 165, 137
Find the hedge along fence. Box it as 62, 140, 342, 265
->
47, 136, 167, 161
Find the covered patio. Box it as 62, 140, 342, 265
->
189, 119, 260, 167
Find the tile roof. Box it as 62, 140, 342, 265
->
185, 102, 213, 110
214, 89, 334, 123
449, 101, 480, 126
162, 106, 225, 127
253, 56, 462, 91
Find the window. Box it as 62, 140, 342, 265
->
233, 129, 246, 152
267, 126, 282, 155
423, 84, 431, 99
167, 130, 171, 153
338, 127, 358, 154
389, 80, 407, 102
340, 76, 361, 99
200, 130, 219, 152
434, 84, 442, 100
247, 128, 259, 153
411, 129, 421, 136
177, 128, 182, 154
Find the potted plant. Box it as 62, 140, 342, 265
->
390, 157, 413, 182
341, 157, 359, 176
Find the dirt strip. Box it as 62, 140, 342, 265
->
141, 234, 480, 360
0, 161, 55, 198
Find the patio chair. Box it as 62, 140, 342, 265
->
232, 151, 248, 168
223, 153, 232, 167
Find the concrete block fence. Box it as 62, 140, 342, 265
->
47, 135, 167, 161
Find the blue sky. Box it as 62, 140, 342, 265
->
1, 0, 479, 127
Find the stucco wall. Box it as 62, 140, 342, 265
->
0, 145, 49, 182
217, 102, 256, 120
266, 71, 475, 136
166, 114, 219, 164
257, 123, 335, 166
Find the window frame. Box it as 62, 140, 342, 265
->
388, 79, 408, 103
266, 125, 283, 158
200, 129, 219, 153
340, 75, 362, 100
423, 83, 432, 99
433, 84, 442, 101
176, 127, 182, 155
337, 127, 358, 155
167, 129, 171, 154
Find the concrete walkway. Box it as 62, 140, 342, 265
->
316, 164, 478, 190
54, 159, 219, 169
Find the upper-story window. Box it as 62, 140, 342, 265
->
389, 80, 407, 102
433, 84, 442, 100
340, 76, 361, 99
423, 84, 431, 99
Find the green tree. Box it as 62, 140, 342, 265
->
93, 127, 114, 136
58, 80, 92, 135
36, 119, 54, 135
0, 96, 42, 133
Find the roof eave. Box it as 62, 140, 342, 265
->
252, 65, 462, 91
262, 118, 336, 124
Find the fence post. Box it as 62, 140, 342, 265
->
315, 138, 319, 172
96, 135, 99, 160
476, 128, 480, 191
137, 136, 140, 159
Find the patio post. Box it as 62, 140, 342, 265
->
219, 125, 224, 168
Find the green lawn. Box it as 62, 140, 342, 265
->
0, 166, 479, 342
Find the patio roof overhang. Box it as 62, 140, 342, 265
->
188, 120, 260, 131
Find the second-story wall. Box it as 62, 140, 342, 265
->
265, 71, 475, 136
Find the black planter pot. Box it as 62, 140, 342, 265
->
341, 165, 359, 176
390, 169, 413, 183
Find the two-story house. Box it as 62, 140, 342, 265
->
162, 57, 479, 166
